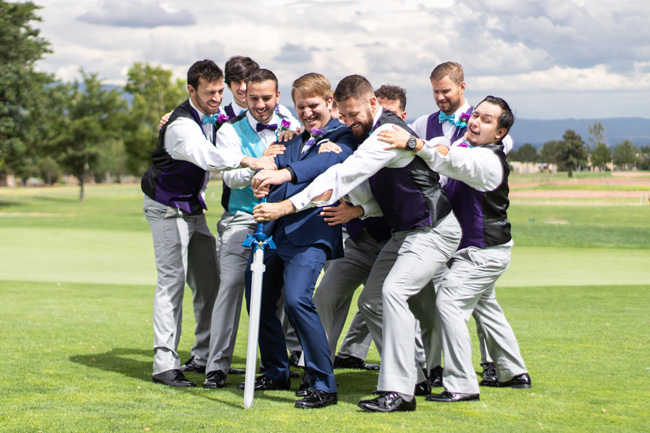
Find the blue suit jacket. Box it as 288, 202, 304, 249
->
264, 118, 360, 260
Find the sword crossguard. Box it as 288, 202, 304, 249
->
242, 198, 277, 251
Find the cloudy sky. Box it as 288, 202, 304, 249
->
33, 0, 650, 120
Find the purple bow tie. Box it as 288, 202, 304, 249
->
256, 123, 277, 132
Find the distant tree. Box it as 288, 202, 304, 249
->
516, 143, 538, 162
540, 140, 562, 164
558, 130, 589, 177
123, 62, 187, 175
590, 143, 612, 172
0, 0, 54, 181
637, 145, 650, 170
613, 140, 639, 171
35, 155, 62, 185
94, 138, 128, 183
53, 70, 127, 200
587, 121, 607, 150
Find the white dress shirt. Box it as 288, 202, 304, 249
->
417, 137, 504, 192
217, 110, 301, 189
163, 99, 242, 171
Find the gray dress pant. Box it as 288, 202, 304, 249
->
316, 231, 427, 366
436, 244, 527, 394
314, 230, 382, 361
359, 213, 461, 395
206, 211, 254, 374
426, 266, 494, 369
144, 196, 218, 375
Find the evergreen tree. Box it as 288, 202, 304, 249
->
558, 130, 589, 177
0, 0, 54, 181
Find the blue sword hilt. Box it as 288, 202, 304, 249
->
242, 198, 276, 251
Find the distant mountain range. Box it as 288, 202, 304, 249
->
508, 117, 650, 149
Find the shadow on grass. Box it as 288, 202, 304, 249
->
70, 347, 154, 383
70, 349, 382, 409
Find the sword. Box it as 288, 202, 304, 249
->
241, 198, 276, 409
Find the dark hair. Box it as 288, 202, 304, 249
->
187, 59, 223, 89
247, 68, 278, 92
224, 56, 259, 86
374, 84, 407, 112
430, 61, 464, 84
333, 74, 374, 103
478, 95, 515, 134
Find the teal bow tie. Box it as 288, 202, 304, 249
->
438, 112, 456, 124
202, 114, 219, 125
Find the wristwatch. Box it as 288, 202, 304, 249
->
406, 135, 418, 151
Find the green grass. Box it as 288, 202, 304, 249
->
1, 179, 649, 432
513, 184, 650, 191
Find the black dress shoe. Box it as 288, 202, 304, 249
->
426, 390, 479, 402
296, 371, 311, 397
203, 370, 226, 389
428, 365, 444, 388
237, 375, 291, 391
179, 356, 206, 374
358, 392, 416, 412
479, 362, 498, 386
493, 373, 531, 389
295, 389, 338, 409
152, 369, 196, 387
415, 379, 431, 396
333, 354, 365, 370
289, 350, 302, 367
228, 367, 246, 375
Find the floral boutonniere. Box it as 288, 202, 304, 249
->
274, 104, 293, 137
455, 110, 471, 128
217, 113, 230, 123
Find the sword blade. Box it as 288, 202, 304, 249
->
243, 248, 265, 409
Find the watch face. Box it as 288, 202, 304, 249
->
407, 136, 417, 149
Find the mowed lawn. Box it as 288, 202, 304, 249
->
1, 178, 649, 433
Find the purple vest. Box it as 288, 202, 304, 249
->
141, 100, 219, 214
425, 107, 473, 142
367, 110, 451, 232
444, 142, 511, 249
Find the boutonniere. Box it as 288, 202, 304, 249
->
455, 110, 471, 128
279, 118, 291, 132
302, 127, 327, 153
217, 113, 230, 123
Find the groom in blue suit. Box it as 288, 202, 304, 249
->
243, 73, 360, 409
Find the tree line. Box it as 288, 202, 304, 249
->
1, 1, 186, 199
508, 123, 649, 177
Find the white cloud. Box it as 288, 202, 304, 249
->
77, 1, 195, 28
32, 0, 650, 119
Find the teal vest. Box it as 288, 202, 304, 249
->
227, 118, 268, 214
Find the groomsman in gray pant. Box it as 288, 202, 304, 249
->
317, 85, 423, 374
378, 95, 530, 402
142, 60, 276, 386
141, 60, 275, 386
